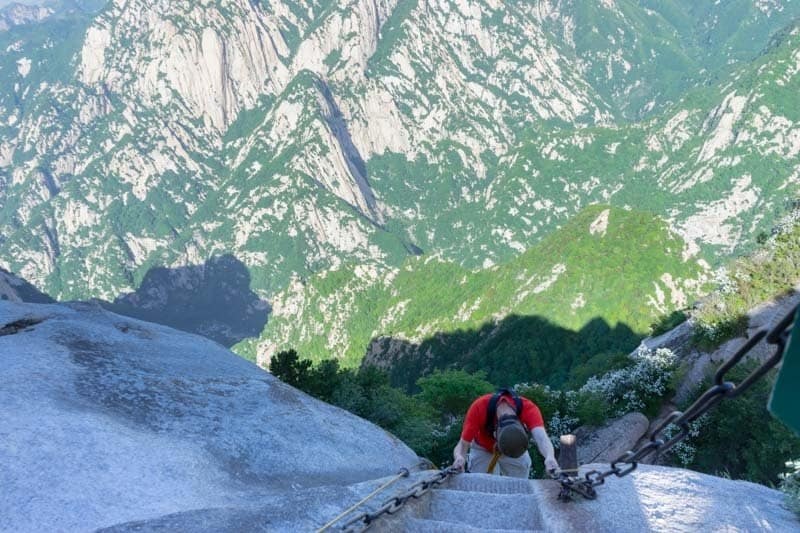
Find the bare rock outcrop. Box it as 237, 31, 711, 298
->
574, 412, 650, 464
0, 300, 418, 532
671, 289, 800, 405
3, 299, 798, 531
0, 268, 54, 304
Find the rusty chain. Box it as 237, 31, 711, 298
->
340, 467, 459, 532
555, 302, 798, 501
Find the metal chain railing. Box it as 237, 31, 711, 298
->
339, 467, 459, 532
316, 468, 411, 532
555, 302, 798, 501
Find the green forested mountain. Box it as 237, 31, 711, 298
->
0, 0, 798, 369
250, 205, 708, 388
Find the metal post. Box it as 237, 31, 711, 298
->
559, 434, 578, 473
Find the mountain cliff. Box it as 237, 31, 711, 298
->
0, 3, 53, 31
1, 0, 798, 309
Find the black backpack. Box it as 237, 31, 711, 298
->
484, 388, 523, 435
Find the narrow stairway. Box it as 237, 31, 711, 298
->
386, 474, 546, 532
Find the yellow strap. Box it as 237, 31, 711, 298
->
487, 449, 502, 473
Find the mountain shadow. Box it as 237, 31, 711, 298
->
101, 254, 270, 348
0, 268, 56, 303
362, 314, 642, 392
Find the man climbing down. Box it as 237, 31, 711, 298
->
452, 389, 558, 478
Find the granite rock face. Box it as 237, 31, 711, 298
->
2, 299, 798, 532
575, 412, 650, 464
368, 467, 800, 532
0, 268, 54, 304
0, 300, 418, 532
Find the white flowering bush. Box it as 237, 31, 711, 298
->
694, 313, 727, 344
514, 383, 581, 446
692, 267, 747, 346
516, 347, 679, 453
713, 267, 737, 295
547, 409, 581, 448
772, 205, 800, 237
780, 460, 800, 518
579, 346, 678, 417
659, 415, 707, 466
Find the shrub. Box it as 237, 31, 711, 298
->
692, 210, 800, 349
660, 415, 707, 466
416, 369, 494, 419
680, 363, 800, 485
650, 310, 689, 337
268, 349, 312, 388
780, 460, 800, 518
514, 382, 563, 421
271, 345, 680, 472
566, 350, 631, 389
579, 346, 677, 418
692, 302, 749, 350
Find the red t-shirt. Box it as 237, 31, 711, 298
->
461, 393, 544, 450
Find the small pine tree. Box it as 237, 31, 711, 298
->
269, 349, 312, 389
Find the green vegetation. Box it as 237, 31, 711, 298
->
3, 0, 800, 316
657, 212, 800, 486
673, 363, 800, 486
269, 349, 445, 462
258, 205, 707, 390
270, 343, 681, 472
693, 208, 800, 348
2, 0, 799, 491
366, 0, 419, 76
268, 211, 800, 487
649, 310, 688, 337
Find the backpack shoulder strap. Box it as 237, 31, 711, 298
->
512, 392, 523, 416
485, 388, 524, 434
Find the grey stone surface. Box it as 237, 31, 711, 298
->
375, 467, 799, 532
3, 299, 798, 532
575, 412, 650, 464
643, 319, 695, 357
402, 518, 542, 532
0, 267, 54, 303
100, 471, 435, 532
0, 300, 418, 532
427, 489, 542, 530
536, 464, 800, 532
747, 288, 800, 332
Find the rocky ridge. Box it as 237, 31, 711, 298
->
0, 298, 418, 531
1, 0, 799, 305
253, 205, 709, 379
0, 3, 53, 31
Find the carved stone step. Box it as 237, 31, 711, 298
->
442, 473, 536, 494
402, 517, 544, 532
424, 488, 543, 530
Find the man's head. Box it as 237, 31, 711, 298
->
496, 414, 529, 458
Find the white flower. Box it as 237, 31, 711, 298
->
578, 346, 677, 417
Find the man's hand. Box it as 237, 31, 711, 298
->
452, 453, 466, 472
452, 439, 470, 473
532, 427, 559, 475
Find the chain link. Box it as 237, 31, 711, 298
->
341, 467, 459, 532
556, 303, 798, 500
